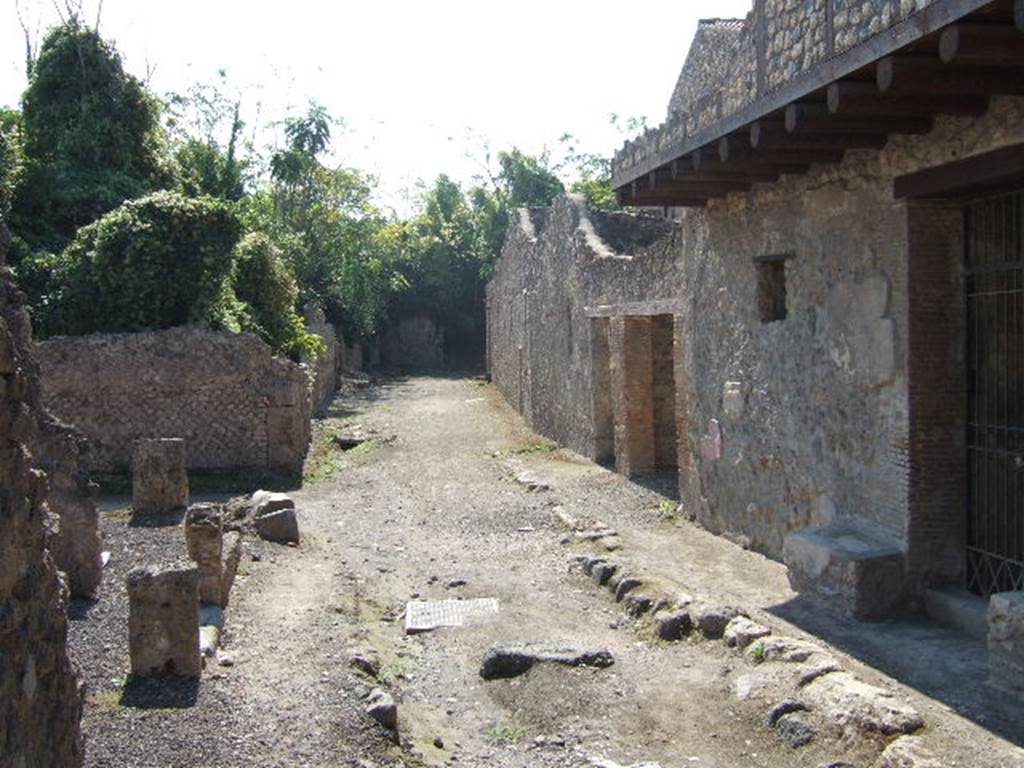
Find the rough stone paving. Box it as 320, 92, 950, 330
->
61, 375, 1024, 768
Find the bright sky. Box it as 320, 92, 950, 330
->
0, 0, 752, 213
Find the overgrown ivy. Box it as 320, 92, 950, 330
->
34, 191, 241, 336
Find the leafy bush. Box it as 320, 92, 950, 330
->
37, 191, 242, 336
233, 233, 322, 358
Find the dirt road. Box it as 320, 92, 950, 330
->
74, 374, 1024, 768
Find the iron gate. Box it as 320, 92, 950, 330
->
965, 190, 1024, 596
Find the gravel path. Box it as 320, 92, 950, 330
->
68, 374, 1024, 768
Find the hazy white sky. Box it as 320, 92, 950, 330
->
0, 0, 752, 211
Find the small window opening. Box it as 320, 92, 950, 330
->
756, 256, 788, 323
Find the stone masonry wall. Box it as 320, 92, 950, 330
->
0, 242, 84, 766
36, 327, 314, 474
488, 97, 1024, 585
380, 315, 446, 369
618, 0, 946, 186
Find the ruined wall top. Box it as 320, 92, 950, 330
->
614, 0, 939, 184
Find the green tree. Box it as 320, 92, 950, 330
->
165, 76, 249, 201
11, 21, 171, 253
244, 104, 401, 341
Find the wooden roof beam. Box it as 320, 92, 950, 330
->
719, 134, 846, 165
646, 168, 750, 197
827, 81, 989, 116
692, 145, 810, 176
785, 102, 933, 135
751, 119, 889, 150
877, 55, 1024, 95
940, 22, 1024, 66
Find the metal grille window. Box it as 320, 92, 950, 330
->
965, 190, 1024, 597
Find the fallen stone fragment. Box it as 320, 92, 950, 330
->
817, 762, 855, 768
724, 616, 772, 648
656, 610, 693, 641
694, 603, 744, 639
766, 698, 808, 727
252, 490, 295, 517
875, 736, 941, 768
480, 645, 614, 680
624, 592, 657, 616
349, 650, 381, 677
804, 671, 924, 737
255, 507, 300, 544
797, 660, 842, 687
615, 577, 643, 601
534, 735, 567, 747
446, 578, 467, 588
750, 636, 831, 664
777, 713, 817, 748
579, 556, 605, 576
592, 562, 618, 586
365, 688, 398, 730
577, 529, 618, 542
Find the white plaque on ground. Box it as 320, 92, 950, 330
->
405, 598, 499, 634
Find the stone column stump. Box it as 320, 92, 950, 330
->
126, 563, 201, 678
132, 438, 188, 514
988, 591, 1024, 692
184, 504, 224, 605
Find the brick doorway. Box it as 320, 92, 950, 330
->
599, 314, 678, 477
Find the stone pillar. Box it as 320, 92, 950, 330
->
132, 438, 188, 514
39, 421, 103, 598
609, 316, 656, 477
126, 564, 201, 678
988, 592, 1024, 692
589, 317, 614, 463
184, 504, 224, 606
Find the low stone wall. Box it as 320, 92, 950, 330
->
1, 253, 84, 766
37, 326, 314, 473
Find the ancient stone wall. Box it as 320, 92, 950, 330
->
380, 315, 446, 369
0, 247, 84, 766
36, 327, 313, 473
488, 97, 1024, 587
302, 302, 341, 416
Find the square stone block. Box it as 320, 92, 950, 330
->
126, 564, 200, 678
783, 523, 905, 619
132, 438, 188, 514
